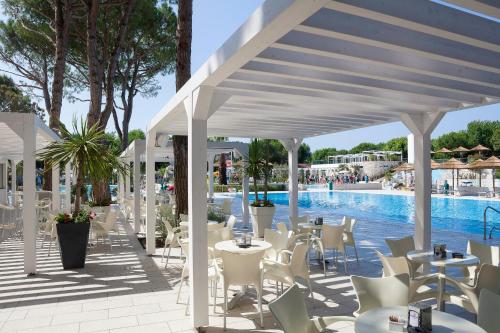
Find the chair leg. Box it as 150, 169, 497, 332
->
353, 243, 359, 263
323, 252, 327, 277
307, 277, 314, 300
343, 251, 348, 273
161, 239, 169, 262
48, 238, 52, 257
223, 288, 227, 330
164, 246, 172, 269
213, 281, 217, 313
257, 286, 263, 328
176, 279, 184, 304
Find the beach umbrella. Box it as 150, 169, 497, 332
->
452, 146, 470, 160
476, 156, 500, 193
439, 158, 468, 189
470, 144, 491, 158
394, 163, 413, 186
436, 147, 452, 154
431, 160, 441, 170
468, 159, 485, 187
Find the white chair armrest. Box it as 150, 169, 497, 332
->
312, 316, 355, 331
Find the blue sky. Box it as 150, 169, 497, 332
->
3, 1, 500, 151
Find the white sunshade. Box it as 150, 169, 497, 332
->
0, 113, 59, 161
149, 0, 500, 140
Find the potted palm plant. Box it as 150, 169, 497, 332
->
244, 139, 275, 237
38, 118, 127, 269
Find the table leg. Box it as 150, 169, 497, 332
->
437, 266, 446, 311
227, 285, 247, 310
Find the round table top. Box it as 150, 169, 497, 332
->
407, 250, 479, 267
355, 306, 486, 333
215, 240, 272, 254
298, 222, 323, 230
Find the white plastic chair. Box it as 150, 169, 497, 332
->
385, 235, 421, 276
176, 240, 219, 313
92, 210, 119, 248
350, 273, 410, 317
462, 240, 500, 285
264, 228, 289, 260
263, 242, 313, 298
162, 218, 186, 267
342, 216, 358, 263
215, 250, 264, 329
442, 264, 500, 314
220, 198, 232, 216
477, 288, 500, 333
313, 224, 348, 275
375, 250, 438, 303
269, 284, 354, 333
226, 215, 237, 230
276, 222, 288, 234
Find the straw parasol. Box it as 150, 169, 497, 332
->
439, 158, 468, 189
431, 160, 441, 170
436, 147, 452, 154
476, 156, 500, 193
394, 163, 413, 172
468, 159, 485, 186
470, 144, 490, 158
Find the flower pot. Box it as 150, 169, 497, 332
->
249, 205, 276, 238
57, 223, 90, 269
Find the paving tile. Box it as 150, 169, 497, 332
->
0, 316, 52, 332
17, 323, 79, 333
108, 304, 161, 318
52, 309, 108, 325
80, 315, 138, 333
111, 322, 171, 333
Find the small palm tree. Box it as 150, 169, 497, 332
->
38, 118, 127, 215
244, 139, 262, 205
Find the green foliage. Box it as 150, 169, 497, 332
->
349, 142, 384, 154
0, 75, 44, 117
298, 143, 311, 163
54, 213, 73, 224
207, 207, 225, 223
38, 117, 128, 214
492, 128, 500, 152
432, 130, 470, 152
74, 209, 92, 224
467, 121, 498, 148
128, 129, 146, 144
383, 137, 408, 157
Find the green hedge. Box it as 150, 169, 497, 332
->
213, 183, 287, 192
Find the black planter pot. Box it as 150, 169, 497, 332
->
56, 223, 90, 269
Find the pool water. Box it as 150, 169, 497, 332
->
244, 191, 500, 236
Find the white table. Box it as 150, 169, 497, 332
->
407, 250, 479, 311
355, 306, 486, 333
215, 240, 271, 309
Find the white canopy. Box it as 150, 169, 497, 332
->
149, 0, 499, 139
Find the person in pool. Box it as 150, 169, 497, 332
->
443, 180, 449, 195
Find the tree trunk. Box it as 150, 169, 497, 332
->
43, 165, 52, 191
173, 0, 193, 218
49, 0, 72, 132
219, 153, 227, 185
253, 178, 259, 203
85, 0, 102, 127
91, 178, 110, 206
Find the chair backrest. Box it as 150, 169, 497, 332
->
269, 284, 316, 333
221, 198, 232, 215
351, 274, 409, 316
264, 228, 289, 260
475, 264, 500, 295
375, 250, 411, 277
103, 210, 118, 231
226, 215, 237, 230
207, 228, 225, 251
290, 243, 309, 279
321, 224, 345, 250
207, 222, 225, 231
385, 236, 415, 257
277, 222, 288, 233
179, 214, 189, 222
468, 240, 500, 267
220, 250, 263, 286
478, 288, 500, 333
288, 215, 309, 230
342, 216, 356, 233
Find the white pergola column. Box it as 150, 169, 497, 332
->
133, 147, 141, 233
281, 138, 302, 224
23, 117, 36, 275
185, 86, 212, 328
145, 134, 156, 255
64, 163, 71, 213
401, 112, 444, 251
1, 160, 7, 204
207, 152, 215, 199
11, 160, 17, 206
241, 161, 250, 228
51, 164, 60, 211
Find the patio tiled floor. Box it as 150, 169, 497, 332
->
0, 205, 486, 332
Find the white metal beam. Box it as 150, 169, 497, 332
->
23, 116, 36, 275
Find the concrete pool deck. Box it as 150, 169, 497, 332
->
0, 207, 484, 333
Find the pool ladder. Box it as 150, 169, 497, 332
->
483, 206, 500, 240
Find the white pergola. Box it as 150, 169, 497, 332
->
119, 139, 250, 234
0, 113, 62, 275
146, 0, 500, 327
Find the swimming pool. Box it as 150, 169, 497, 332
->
242, 191, 500, 236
